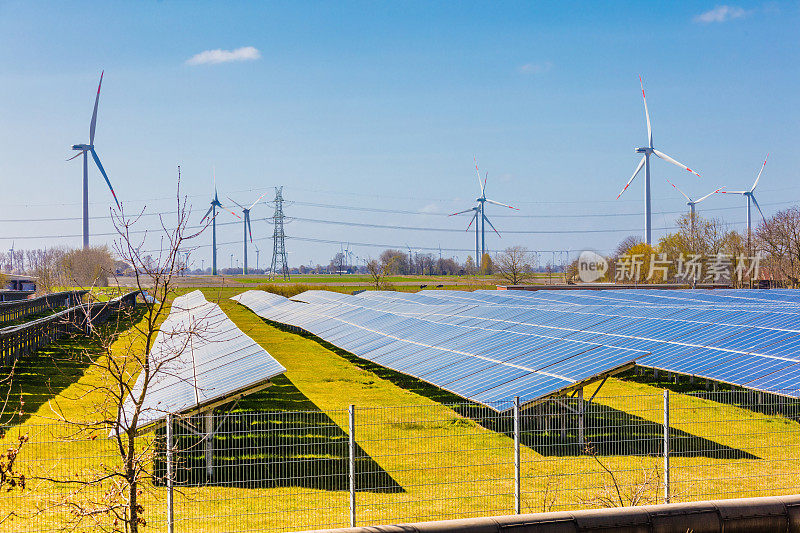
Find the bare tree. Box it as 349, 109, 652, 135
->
35, 176, 207, 532
0, 360, 28, 526
495, 246, 534, 285
367, 256, 396, 290
579, 444, 662, 508
757, 206, 800, 287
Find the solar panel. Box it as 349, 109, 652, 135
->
122, 290, 286, 431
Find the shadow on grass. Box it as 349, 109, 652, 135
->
0, 306, 147, 427
153, 374, 404, 493
258, 320, 757, 460
622, 367, 800, 422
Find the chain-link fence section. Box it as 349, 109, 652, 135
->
3, 390, 800, 532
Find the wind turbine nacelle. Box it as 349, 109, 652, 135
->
72, 144, 90, 151
635, 147, 652, 154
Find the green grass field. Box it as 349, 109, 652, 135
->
2, 284, 799, 532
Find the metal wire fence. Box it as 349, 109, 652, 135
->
3, 390, 800, 532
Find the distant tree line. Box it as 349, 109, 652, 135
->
565, 206, 800, 288
1, 246, 121, 292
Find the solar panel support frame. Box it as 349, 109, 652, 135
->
519, 362, 636, 411
132, 380, 275, 436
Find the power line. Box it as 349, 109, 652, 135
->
2, 197, 798, 224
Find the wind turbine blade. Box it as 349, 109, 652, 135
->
466, 211, 477, 231
652, 149, 700, 177
483, 171, 488, 194
247, 192, 267, 211
720, 190, 747, 195
695, 186, 725, 203
751, 153, 769, 192
66, 151, 83, 162
218, 203, 241, 219
485, 198, 518, 210
89, 71, 103, 145
664, 177, 691, 202
247, 215, 253, 242
639, 75, 652, 147
226, 196, 246, 210
90, 148, 120, 209
617, 156, 646, 199
483, 215, 501, 237
450, 207, 477, 216
201, 205, 214, 222
751, 194, 766, 222
474, 156, 484, 195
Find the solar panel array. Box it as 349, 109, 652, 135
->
233, 288, 800, 407
231, 290, 642, 408
123, 290, 286, 430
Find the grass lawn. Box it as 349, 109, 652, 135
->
2, 285, 799, 532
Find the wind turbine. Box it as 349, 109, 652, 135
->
720, 154, 769, 249
200, 169, 239, 275
67, 71, 121, 249
665, 178, 723, 252
449, 158, 517, 269
616, 77, 701, 245
227, 193, 266, 275
665, 178, 724, 226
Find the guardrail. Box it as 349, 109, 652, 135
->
0, 290, 140, 366
306, 494, 800, 533
0, 290, 87, 325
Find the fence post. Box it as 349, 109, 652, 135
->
663, 389, 670, 504
204, 410, 214, 480
348, 404, 356, 527
513, 396, 521, 514
577, 387, 585, 449
166, 414, 174, 533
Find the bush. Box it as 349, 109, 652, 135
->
59, 246, 115, 288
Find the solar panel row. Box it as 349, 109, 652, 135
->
123, 290, 286, 430
234, 288, 800, 405
232, 290, 641, 408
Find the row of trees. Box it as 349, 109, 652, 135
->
1, 246, 121, 292
565, 206, 800, 287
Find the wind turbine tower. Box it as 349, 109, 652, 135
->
617, 77, 701, 245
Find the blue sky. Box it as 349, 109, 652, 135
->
1, 1, 798, 269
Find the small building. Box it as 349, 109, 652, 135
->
3, 275, 37, 292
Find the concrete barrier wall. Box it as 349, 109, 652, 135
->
303, 495, 800, 533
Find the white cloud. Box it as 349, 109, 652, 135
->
518, 61, 552, 75
694, 5, 749, 23
421, 203, 440, 214
186, 46, 261, 66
